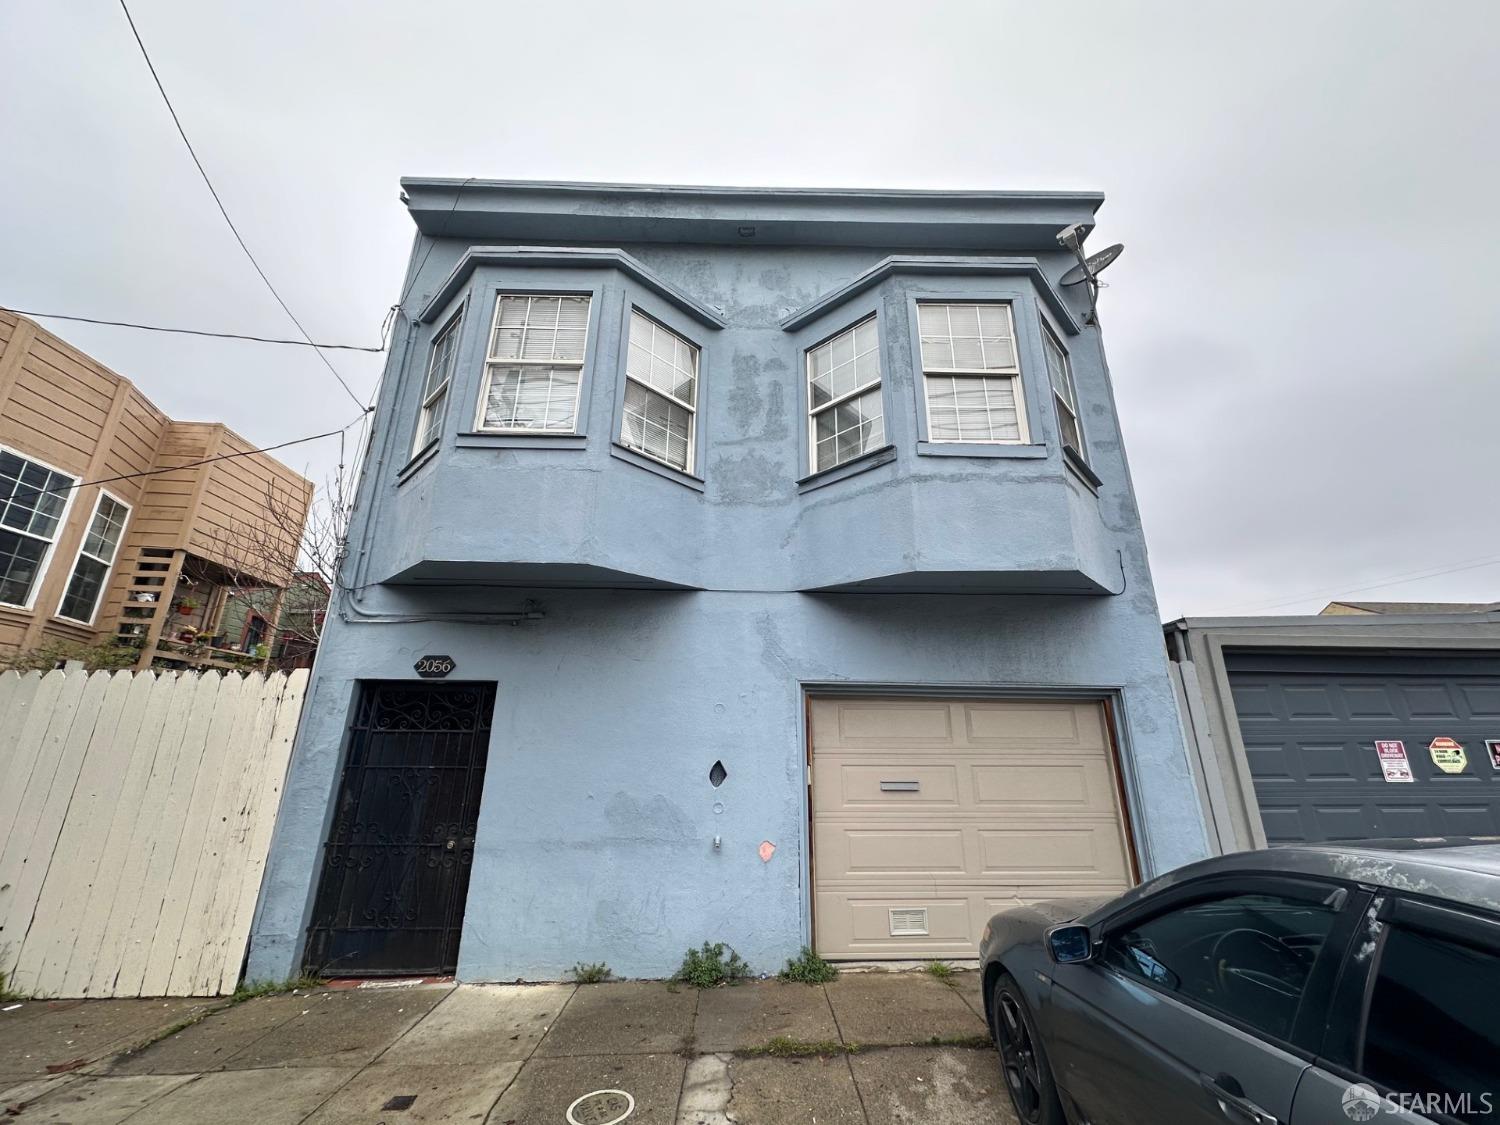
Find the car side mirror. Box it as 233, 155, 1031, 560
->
1045, 923, 1094, 964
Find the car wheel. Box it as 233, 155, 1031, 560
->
991, 971, 1065, 1125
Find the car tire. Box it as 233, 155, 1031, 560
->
991, 970, 1066, 1125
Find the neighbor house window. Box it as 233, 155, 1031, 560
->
58, 492, 130, 624
807, 316, 884, 473
414, 313, 461, 455
622, 311, 698, 472
917, 302, 1027, 443
478, 293, 591, 432
0, 449, 75, 608
1042, 324, 1086, 463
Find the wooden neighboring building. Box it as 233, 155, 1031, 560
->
0, 312, 313, 670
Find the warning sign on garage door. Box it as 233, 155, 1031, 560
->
1429, 737, 1468, 775
1375, 741, 1413, 783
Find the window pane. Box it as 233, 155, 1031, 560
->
918, 303, 1016, 372
82, 497, 128, 562
1363, 925, 1498, 1122
416, 387, 448, 450
622, 382, 693, 471
813, 387, 884, 473
1102, 891, 1340, 1042
1055, 395, 1083, 456
0, 451, 72, 538
483, 365, 580, 431
424, 318, 461, 400
626, 312, 697, 406
809, 319, 880, 409
0, 528, 48, 606
489, 295, 591, 362
926, 375, 1021, 442
59, 555, 108, 622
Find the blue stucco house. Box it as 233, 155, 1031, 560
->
247, 179, 1210, 982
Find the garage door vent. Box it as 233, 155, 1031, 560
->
889, 908, 929, 937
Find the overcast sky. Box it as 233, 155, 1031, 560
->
3, 1, 1496, 617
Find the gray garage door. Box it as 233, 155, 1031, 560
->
1227, 650, 1500, 844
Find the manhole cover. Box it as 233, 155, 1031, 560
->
565, 1089, 634, 1125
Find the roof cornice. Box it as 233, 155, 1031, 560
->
779, 256, 1084, 335
400, 178, 1104, 252
416, 246, 728, 329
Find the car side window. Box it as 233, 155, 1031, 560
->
1362, 924, 1499, 1123
1102, 891, 1340, 1042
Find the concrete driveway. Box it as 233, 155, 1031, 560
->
0, 970, 1018, 1124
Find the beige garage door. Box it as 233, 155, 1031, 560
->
811, 697, 1135, 960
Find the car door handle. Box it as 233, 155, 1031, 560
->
1201, 1073, 1280, 1125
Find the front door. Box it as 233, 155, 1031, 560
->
305, 681, 495, 976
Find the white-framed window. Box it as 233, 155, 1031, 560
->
477, 293, 591, 432
621, 310, 699, 472
0, 448, 75, 608
57, 491, 130, 624
917, 302, 1028, 443
807, 316, 884, 473
414, 312, 462, 455
1042, 323, 1086, 463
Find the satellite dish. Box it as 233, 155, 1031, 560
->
1060, 243, 1125, 286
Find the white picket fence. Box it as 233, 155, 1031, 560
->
0, 668, 307, 998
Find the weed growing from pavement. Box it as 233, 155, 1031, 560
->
748, 1036, 860, 1057
924, 960, 956, 984
571, 962, 611, 983
673, 942, 750, 988
231, 975, 325, 1004
779, 946, 838, 984
0, 969, 26, 1003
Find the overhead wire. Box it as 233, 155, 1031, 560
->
116, 0, 371, 414
36, 412, 370, 497
0, 307, 385, 351
1229, 551, 1500, 613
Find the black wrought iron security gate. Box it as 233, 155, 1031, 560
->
304, 681, 496, 976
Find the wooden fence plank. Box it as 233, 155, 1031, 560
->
184, 676, 279, 993
138, 672, 225, 997
0, 671, 104, 981
0, 670, 26, 774
59, 670, 164, 996
113, 672, 211, 997
84, 672, 182, 996
14, 671, 136, 995
218, 670, 307, 992
0, 672, 57, 862
165, 673, 249, 995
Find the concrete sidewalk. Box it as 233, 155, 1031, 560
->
0, 970, 1017, 1124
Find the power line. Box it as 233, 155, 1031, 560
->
40, 412, 369, 497
1, 307, 386, 352
117, 0, 369, 413
1238, 554, 1500, 614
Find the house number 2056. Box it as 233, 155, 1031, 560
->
413, 655, 456, 678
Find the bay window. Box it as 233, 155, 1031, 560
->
917, 302, 1027, 443
621, 311, 698, 472
807, 316, 884, 473
477, 294, 591, 432
1042, 323, 1087, 463
413, 312, 461, 455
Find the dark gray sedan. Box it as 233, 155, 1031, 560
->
979, 839, 1499, 1125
